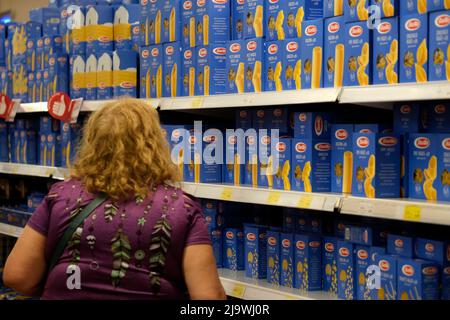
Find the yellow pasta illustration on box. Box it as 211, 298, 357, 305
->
295, 237, 321, 291
273, 140, 291, 191
302, 21, 323, 89
267, 233, 280, 285
245, 226, 266, 279
429, 12, 450, 81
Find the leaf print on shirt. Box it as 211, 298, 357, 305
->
104, 202, 119, 223
111, 230, 132, 288
148, 215, 172, 292
67, 225, 84, 265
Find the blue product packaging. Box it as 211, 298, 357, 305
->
344, 0, 368, 22
415, 238, 447, 264
301, 19, 324, 89
373, 17, 399, 85
211, 228, 223, 268
256, 132, 274, 188
437, 134, 450, 202
244, 0, 265, 39
387, 234, 414, 258
273, 138, 291, 190
70, 55, 86, 99
181, 0, 196, 48
195, 0, 230, 46
324, 0, 344, 17
322, 237, 338, 296
429, 0, 449, 12
163, 42, 183, 98
400, 0, 429, 15
244, 38, 264, 93
29, 7, 60, 36
140, 45, 163, 99
426, 101, 450, 133
337, 240, 355, 300
244, 131, 258, 187
373, 254, 398, 300
344, 21, 371, 86
49, 54, 69, 95
294, 234, 322, 291
244, 225, 267, 279
85, 54, 97, 100
428, 11, 449, 82
345, 225, 373, 246
354, 123, 392, 133
324, 16, 345, 88
113, 50, 138, 98
0, 120, 8, 162
397, 258, 440, 300
200, 128, 223, 183
265, 0, 284, 41
224, 228, 245, 271
0, 24, 5, 67
280, 233, 295, 288
370, 0, 399, 18
97, 52, 113, 100
223, 129, 245, 186
266, 230, 281, 285
293, 112, 332, 139
26, 39, 36, 73
331, 124, 354, 193
195, 44, 228, 96
35, 38, 45, 71
355, 245, 371, 300
268, 107, 290, 135
232, 0, 245, 40
226, 40, 245, 94
282, 208, 296, 232
70, 6, 87, 56
181, 47, 196, 96
85, 6, 114, 56
283, 39, 301, 91
161, 0, 181, 44
264, 40, 285, 92
43, 36, 62, 69
393, 103, 422, 134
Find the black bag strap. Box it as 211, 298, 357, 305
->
47, 196, 107, 274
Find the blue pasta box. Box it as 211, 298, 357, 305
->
280, 233, 295, 288
196, 0, 230, 46
268, 107, 290, 136
26, 39, 36, 73
59, 7, 70, 55
437, 134, 450, 202
232, 0, 245, 40
370, 0, 399, 18
97, 52, 113, 100
45, 133, 56, 167
282, 208, 296, 232
0, 120, 8, 162
256, 132, 274, 188
27, 73, 36, 103
399, 14, 428, 83
70, 55, 86, 99
387, 234, 414, 258
264, 40, 285, 92
322, 237, 338, 296
235, 109, 252, 130
163, 42, 183, 97
244, 224, 267, 279
140, 0, 150, 47
9, 126, 19, 163
223, 129, 245, 186
149, 0, 162, 45
301, 19, 324, 89
203, 200, 224, 231
415, 238, 447, 264
400, 0, 428, 15
25, 130, 37, 165
291, 138, 331, 192
443, 242, 450, 300
113, 50, 138, 98
309, 215, 323, 234
337, 240, 355, 300
354, 123, 392, 133
293, 112, 332, 139
429, 0, 449, 11
352, 133, 401, 198
244, 38, 264, 93
43, 36, 62, 69
29, 7, 60, 36
139, 45, 163, 99
344, 224, 373, 246
344, 21, 372, 86
429, 11, 449, 82
266, 230, 281, 285
373, 17, 399, 85
283, 39, 301, 91
393, 103, 422, 134
224, 228, 245, 271
35, 38, 45, 71
226, 40, 245, 94
211, 228, 223, 268
355, 245, 371, 300
181, 47, 196, 96
331, 124, 354, 193
200, 128, 223, 183
324, 0, 344, 17
183, 127, 197, 182
425, 101, 450, 133
265, 0, 284, 41
181, 0, 196, 48
35, 71, 43, 102
372, 254, 398, 300
295, 211, 309, 233
69, 6, 87, 56
161, 0, 181, 44
195, 44, 228, 96
344, 0, 368, 22
0, 24, 5, 66
114, 4, 141, 51
252, 108, 268, 130
162, 124, 190, 179
85, 6, 114, 56
284, 1, 303, 38
294, 234, 322, 291
5, 39, 12, 71
299, 0, 324, 20
324, 16, 345, 88
84, 54, 97, 100
244, 131, 258, 187
334, 219, 347, 239
60, 122, 78, 168
243, 0, 265, 39
397, 258, 440, 300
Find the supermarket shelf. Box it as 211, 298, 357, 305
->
340, 196, 450, 226
339, 81, 450, 105
0, 223, 23, 238
218, 269, 338, 300
52, 167, 70, 180
180, 183, 340, 212
0, 162, 55, 178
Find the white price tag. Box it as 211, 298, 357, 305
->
6, 99, 21, 122
70, 98, 83, 123
323, 197, 337, 211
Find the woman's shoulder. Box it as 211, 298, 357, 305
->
46, 179, 94, 204
155, 184, 202, 216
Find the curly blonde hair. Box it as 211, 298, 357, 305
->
71, 98, 181, 200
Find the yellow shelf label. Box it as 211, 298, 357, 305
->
231, 284, 246, 299
298, 195, 313, 209
284, 295, 296, 300
267, 191, 281, 204
191, 97, 204, 108
220, 187, 234, 200
403, 205, 421, 222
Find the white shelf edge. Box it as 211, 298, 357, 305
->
0, 223, 23, 238
0, 162, 55, 178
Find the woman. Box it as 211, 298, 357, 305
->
3, 99, 226, 300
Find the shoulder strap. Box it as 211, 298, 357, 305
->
47, 196, 107, 274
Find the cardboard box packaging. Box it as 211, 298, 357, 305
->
235, 109, 252, 130
400, 0, 429, 15
301, 19, 324, 89
373, 17, 399, 85
284, 39, 302, 91
337, 240, 355, 300
387, 234, 414, 258
324, 16, 345, 88
162, 0, 181, 44
85, 54, 97, 100
426, 101, 450, 133
344, 0, 368, 22
322, 237, 338, 296
266, 230, 281, 285
428, 11, 449, 82
226, 40, 246, 94
181, 0, 197, 48
437, 134, 450, 202
273, 138, 292, 191
280, 232, 295, 288
232, 0, 245, 40
43, 36, 63, 69
265, 0, 284, 41
370, 0, 399, 18
70, 54, 86, 99
114, 4, 141, 51
331, 124, 354, 193
97, 52, 113, 100
181, 47, 196, 96
293, 112, 332, 139
295, 234, 322, 291
244, 38, 264, 93
196, 0, 230, 46
244, 131, 259, 187
200, 128, 223, 183
223, 129, 245, 186
245, 224, 267, 279
393, 103, 422, 134
264, 40, 285, 92
373, 254, 398, 300
244, 0, 265, 39
163, 42, 183, 98
224, 228, 245, 271
113, 50, 137, 98
344, 21, 372, 86
324, 0, 344, 18
195, 44, 228, 96
397, 258, 440, 300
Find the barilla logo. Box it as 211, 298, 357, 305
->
98, 82, 106, 89
27, 41, 33, 49
257, 110, 265, 118
247, 233, 256, 241
296, 142, 307, 153
359, 130, 372, 134
212, 230, 221, 237
311, 220, 319, 227
305, 25, 318, 36
63, 123, 69, 131
41, 135, 46, 142
28, 73, 34, 80
276, 142, 286, 152
55, 37, 62, 44
99, 36, 111, 42
166, 46, 174, 55
298, 218, 306, 225
37, 39, 43, 46
435, 104, 446, 114
230, 43, 241, 53
378, 136, 397, 146
299, 113, 307, 121
45, 38, 51, 45
435, 14, 449, 28
335, 129, 348, 140
400, 105, 411, 114
206, 202, 213, 209
268, 44, 278, 54
414, 137, 430, 149
133, 26, 140, 34
183, 1, 192, 10
282, 239, 291, 248
151, 48, 159, 57
296, 241, 305, 250
189, 135, 197, 144
213, 47, 227, 55
442, 138, 450, 150
444, 267, 450, 275
205, 216, 212, 222
405, 18, 421, 31
142, 50, 150, 58
357, 136, 369, 148
423, 266, 437, 275
48, 135, 54, 142
425, 243, 435, 252
379, 260, 390, 271
269, 0, 279, 3
274, 109, 282, 117
339, 247, 350, 257
141, 0, 148, 5
172, 130, 181, 139
350, 25, 363, 37
247, 136, 255, 145
204, 135, 216, 143
268, 237, 277, 246
213, 0, 228, 4
184, 50, 192, 59
228, 135, 237, 144
226, 231, 234, 240
357, 249, 368, 260
328, 22, 340, 33
197, 0, 206, 6
247, 41, 257, 51
309, 241, 320, 248
121, 82, 134, 88
261, 136, 270, 145
240, 110, 247, 118
315, 143, 331, 151
315, 115, 323, 136
49, 57, 55, 66
150, 0, 157, 3
325, 243, 334, 252
62, 9, 68, 18
395, 239, 404, 248
36, 73, 42, 80
286, 41, 298, 52
238, 0, 244, 4
378, 22, 392, 34
199, 48, 207, 58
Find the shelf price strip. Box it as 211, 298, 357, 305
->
220, 187, 234, 201
230, 283, 246, 299
403, 205, 422, 222
298, 195, 313, 209
267, 191, 281, 205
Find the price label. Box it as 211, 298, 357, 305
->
298, 195, 313, 209
230, 284, 246, 299
191, 97, 204, 108
284, 295, 296, 300
220, 187, 234, 200
267, 191, 281, 204
403, 205, 421, 222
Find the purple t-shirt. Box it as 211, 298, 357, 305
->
28, 179, 211, 300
